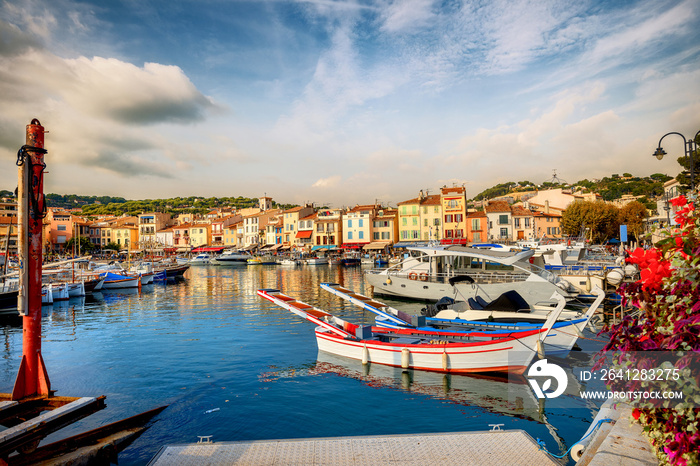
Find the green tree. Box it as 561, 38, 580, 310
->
104, 242, 120, 252
561, 200, 620, 243
618, 201, 648, 243
64, 236, 96, 254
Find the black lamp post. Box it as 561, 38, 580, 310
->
653, 130, 700, 193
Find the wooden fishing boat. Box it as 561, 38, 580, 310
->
99, 272, 140, 289
320, 283, 605, 355
257, 289, 564, 374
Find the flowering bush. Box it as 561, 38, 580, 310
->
597, 194, 700, 466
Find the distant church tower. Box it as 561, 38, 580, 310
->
259, 196, 273, 212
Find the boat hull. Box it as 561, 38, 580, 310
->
314, 328, 538, 375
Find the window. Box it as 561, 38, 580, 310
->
500, 228, 508, 238
445, 214, 453, 223
412, 217, 417, 225
514, 218, 520, 228
412, 206, 417, 214
347, 219, 352, 228
471, 219, 479, 230
348, 231, 353, 239
57, 225, 67, 231
359, 219, 363, 227
498, 214, 509, 225
454, 214, 463, 223
401, 206, 407, 215
525, 218, 530, 227
448, 199, 458, 209
424, 219, 428, 227
359, 231, 364, 239
473, 232, 481, 242
381, 232, 390, 240
402, 218, 407, 226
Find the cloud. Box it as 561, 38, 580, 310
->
379, 0, 436, 33
312, 175, 341, 188
59, 57, 216, 125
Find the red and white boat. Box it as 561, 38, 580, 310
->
257, 288, 564, 375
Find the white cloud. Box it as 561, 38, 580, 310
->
379, 0, 436, 33
312, 175, 342, 188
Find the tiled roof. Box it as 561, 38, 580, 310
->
484, 200, 510, 213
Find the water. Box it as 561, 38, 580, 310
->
0, 265, 607, 465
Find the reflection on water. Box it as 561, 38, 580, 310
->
0, 265, 603, 465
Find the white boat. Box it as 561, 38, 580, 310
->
66, 281, 86, 297
305, 257, 328, 265
49, 283, 69, 301
257, 288, 564, 374
365, 244, 577, 307
188, 253, 211, 264
100, 272, 141, 289
279, 258, 301, 266
41, 284, 53, 304
210, 250, 250, 265
321, 282, 605, 355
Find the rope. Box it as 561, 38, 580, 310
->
554, 328, 609, 343
536, 418, 613, 459
16, 144, 48, 219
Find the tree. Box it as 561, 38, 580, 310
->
561, 200, 620, 243
618, 201, 648, 243
64, 236, 96, 254
104, 242, 120, 252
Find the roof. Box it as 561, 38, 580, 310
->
511, 206, 532, 217
484, 200, 511, 213
440, 186, 465, 195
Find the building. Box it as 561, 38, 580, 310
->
440, 186, 467, 243
511, 205, 535, 241
466, 211, 487, 243
343, 204, 380, 249
282, 205, 315, 247
138, 212, 172, 251
396, 191, 442, 245
368, 207, 398, 249
485, 200, 512, 241
296, 213, 315, 250
312, 208, 343, 252
188, 224, 210, 248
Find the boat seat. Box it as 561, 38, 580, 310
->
475, 296, 489, 308
467, 298, 484, 310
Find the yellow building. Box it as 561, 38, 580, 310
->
188, 224, 211, 248
441, 186, 467, 243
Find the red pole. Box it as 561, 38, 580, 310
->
12, 119, 51, 400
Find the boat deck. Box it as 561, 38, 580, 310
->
148, 429, 559, 465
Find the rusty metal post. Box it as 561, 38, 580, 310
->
12, 119, 51, 400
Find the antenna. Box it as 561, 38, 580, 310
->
545, 169, 568, 185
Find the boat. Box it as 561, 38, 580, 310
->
188, 253, 211, 265
210, 249, 250, 265
340, 251, 361, 267
247, 255, 277, 265
100, 272, 141, 289
66, 281, 86, 298
320, 282, 605, 355
257, 288, 564, 374
365, 244, 577, 307
305, 257, 328, 265
278, 257, 301, 266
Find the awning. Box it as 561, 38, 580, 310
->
241, 244, 258, 251
295, 230, 313, 239
341, 242, 367, 249
176, 247, 192, 252
312, 245, 337, 251
270, 244, 284, 250
363, 241, 390, 250
191, 246, 225, 252
392, 241, 430, 248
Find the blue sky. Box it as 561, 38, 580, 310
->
1, 0, 699, 207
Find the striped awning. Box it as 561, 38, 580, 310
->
363, 241, 390, 250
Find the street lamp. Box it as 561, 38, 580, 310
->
653, 130, 700, 194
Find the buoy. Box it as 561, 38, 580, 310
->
442, 351, 449, 371
361, 344, 369, 365
606, 268, 624, 286
537, 340, 545, 359
401, 348, 410, 369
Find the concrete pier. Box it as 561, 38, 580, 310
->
148, 430, 559, 466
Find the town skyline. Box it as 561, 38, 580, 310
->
1, 0, 698, 207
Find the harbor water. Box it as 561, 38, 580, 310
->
0, 265, 608, 465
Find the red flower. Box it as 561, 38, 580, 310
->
670, 195, 687, 207
632, 408, 641, 420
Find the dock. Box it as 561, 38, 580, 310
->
148, 429, 559, 466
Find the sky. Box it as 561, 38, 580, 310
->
1, 0, 699, 208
